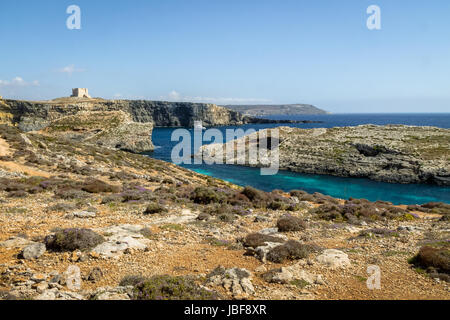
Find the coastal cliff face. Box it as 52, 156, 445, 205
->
0, 97, 258, 152
200, 125, 450, 186
0, 98, 252, 130
0, 98, 314, 152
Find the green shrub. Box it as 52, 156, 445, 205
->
48, 203, 77, 212
242, 186, 265, 202
119, 275, 147, 287
81, 179, 120, 194
191, 187, 225, 204
54, 188, 90, 200
144, 203, 168, 215
139, 227, 153, 239
242, 233, 284, 248
44, 228, 105, 252
359, 228, 399, 238
276, 215, 307, 232
266, 241, 319, 263
267, 200, 287, 210
411, 246, 450, 274
132, 275, 220, 300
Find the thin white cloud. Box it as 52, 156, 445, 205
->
160, 90, 271, 105
58, 64, 85, 75
0, 77, 39, 87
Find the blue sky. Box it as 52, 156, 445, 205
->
0, 0, 449, 113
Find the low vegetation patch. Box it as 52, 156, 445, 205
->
266, 241, 320, 263
81, 179, 120, 194
242, 233, 284, 248
409, 244, 450, 282
276, 215, 307, 232
44, 228, 105, 252
143, 203, 168, 215
132, 275, 220, 300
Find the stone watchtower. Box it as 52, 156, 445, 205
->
71, 88, 91, 98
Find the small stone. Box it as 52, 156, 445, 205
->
254, 216, 269, 223
315, 275, 326, 285
35, 288, 58, 300
31, 273, 47, 283
88, 267, 103, 282
89, 252, 100, 259
21, 243, 46, 260
33, 282, 49, 293
255, 265, 267, 273
70, 251, 80, 263
67, 211, 96, 219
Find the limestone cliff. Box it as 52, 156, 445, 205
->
0, 98, 319, 130
0, 97, 317, 153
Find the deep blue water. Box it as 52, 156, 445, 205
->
146, 113, 450, 205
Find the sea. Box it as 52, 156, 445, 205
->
145, 113, 450, 205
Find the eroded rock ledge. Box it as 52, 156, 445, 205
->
200, 125, 450, 185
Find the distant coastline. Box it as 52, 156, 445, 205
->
223, 104, 329, 116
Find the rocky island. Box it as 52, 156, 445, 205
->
200, 125, 450, 186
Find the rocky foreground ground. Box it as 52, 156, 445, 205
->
201, 125, 450, 185
0, 124, 449, 300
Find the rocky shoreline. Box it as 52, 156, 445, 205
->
200, 125, 450, 186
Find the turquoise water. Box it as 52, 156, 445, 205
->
146, 114, 450, 205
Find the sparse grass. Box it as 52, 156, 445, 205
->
290, 279, 310, 288
160, 224, 185, 232
353, 275, 367, 282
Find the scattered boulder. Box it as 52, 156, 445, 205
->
206, 266, 255, 296
91, 286, 133, 300
263, 263, 322, 286
66, 211, 97, 219
316, 249, 351, 269
34, 288, 84, 300
90, 224, 151, 258
20, 243, 46, 260
0, 237, 33, 249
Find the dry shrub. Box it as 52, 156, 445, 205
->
44, 228, 105, 252
132, 275, 220, 300
81, 179, 120, 194
266, 241, 319, 263
276, 215, 307, 232
242, 233, 284, 248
